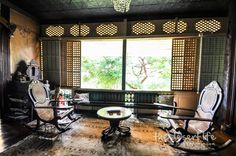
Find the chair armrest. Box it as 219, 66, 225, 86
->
154, 103, 195, 112
35, 106, 54, 109
56, 106, 73, 110
50, 98, 83, 103
160, 114, 213, 122
35, 106, 72, 110
153, 103, 176, 109
72, 98, 83, 102
50, 99, 73, 103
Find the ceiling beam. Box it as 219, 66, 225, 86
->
0, 0, 39, 22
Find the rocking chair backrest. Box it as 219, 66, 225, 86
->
196, 81, 222, 119
187, 81, 222, 134
28, 80, 54, 121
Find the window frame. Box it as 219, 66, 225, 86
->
41, 37, 201, 92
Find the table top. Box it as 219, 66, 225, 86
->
97, 106, 132, 121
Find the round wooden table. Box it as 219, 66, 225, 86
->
97, 106, 132, 140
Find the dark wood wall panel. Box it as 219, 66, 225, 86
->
0, 4, 10, 118
200, 36, 226, 91
42, 40, 61, 86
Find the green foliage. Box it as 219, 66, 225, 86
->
82, 56, 122, 89
126, 56, 171, 90
82, 55, 171, 91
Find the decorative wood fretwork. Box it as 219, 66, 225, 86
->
132, 22, 155, 35
96, 23, 118, 36
163, 20, 187, 34
41, 17, 227, 38
177, 20, 187, 33
125, 92, 134, 102
70, 24, 80, 37
80, 24, 90, 37
171, 38, 199, 91
45, 25, 64, 37
70, 24, 90, 37
195, 19, 221, 33
40, 41, 43, 78
61, 41, 81, 87
163, 20, 176, 34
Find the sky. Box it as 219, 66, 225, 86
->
81, 38, 172, 57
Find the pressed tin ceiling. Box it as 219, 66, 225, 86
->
5, 0, 230, 24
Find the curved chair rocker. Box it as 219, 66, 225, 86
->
28, 80, 80, 137
159, 81, 232, 153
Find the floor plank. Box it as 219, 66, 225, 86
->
0, 119, 31, 153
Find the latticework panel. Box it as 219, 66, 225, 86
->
125, 92, 134, 102
67, 24, 90, 37
177, 20, 187, 33
72, 42, 81, 86
40, 41, 43, 71
132, 22, 155, 35
195, 19, 221, 33
39, 41, 44, 79
163, 20, 187, 34
61, 41, 81, 87
163, 21, 175, 34
70, 24, 80, 36
183, 39, 198, 90
45, 25, 64, 37
96, 23, 118, 36
172, 38, 199, 91
41, 17, 227, 37
80, 24, 90, 37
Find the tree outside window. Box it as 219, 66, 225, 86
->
81, 40, 123, 89
126, 39, 172, 91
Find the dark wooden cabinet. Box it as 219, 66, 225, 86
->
7, 81, 32, 121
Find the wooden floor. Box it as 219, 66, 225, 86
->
218, 130, 236, 155
0, 114, 236, 155
0, 119, 31, 153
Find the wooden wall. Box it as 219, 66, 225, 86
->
10, 9, 40, 74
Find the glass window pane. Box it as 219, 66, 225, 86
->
126, 39, 172, 91
81, 40, 123, 89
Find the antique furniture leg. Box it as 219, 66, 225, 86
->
102, 120, 131, 140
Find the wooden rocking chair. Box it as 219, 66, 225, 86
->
28, 80, 80, 137
159, 81, 232, 153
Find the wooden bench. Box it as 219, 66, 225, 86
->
73, 88, 173, 115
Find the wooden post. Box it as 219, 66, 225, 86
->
0, 4, 10, 118
224, 0, 236, 129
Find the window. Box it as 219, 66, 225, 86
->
41, 37, 199, 91
126, 39, 172, 91
81, 40, 123, 89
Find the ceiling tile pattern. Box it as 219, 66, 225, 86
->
7, 0, 229, 23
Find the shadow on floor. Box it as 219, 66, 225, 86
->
0, 119, 31, 153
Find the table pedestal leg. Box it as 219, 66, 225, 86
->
102, 120, 130, 140
118, 126, 131, 136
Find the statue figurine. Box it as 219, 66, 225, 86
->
26, 59, 40, 80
